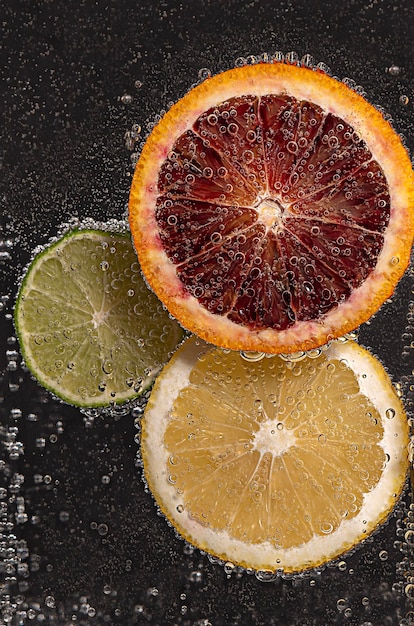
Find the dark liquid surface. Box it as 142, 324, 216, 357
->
2, 0, 413, 623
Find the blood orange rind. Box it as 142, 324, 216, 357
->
129, 62, 414, 354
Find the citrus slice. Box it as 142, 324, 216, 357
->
141, 336, 409, 574
129, 61, 414, 354
14, 228, 185, 407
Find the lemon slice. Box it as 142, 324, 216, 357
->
14, 228, 185, 407
141, 336, 409, 574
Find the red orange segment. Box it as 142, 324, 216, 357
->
276, 227, 352, 321
177, 222, 269, 317
155, 197, 258, 264
158, 130, 257, 206
292, 160, 390, 231
225, 230, 293, 330
260, 95, 325, 196
284, 218, 383, 284
194, 95, 267, 196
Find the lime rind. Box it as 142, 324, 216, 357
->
14, 227, 185, 408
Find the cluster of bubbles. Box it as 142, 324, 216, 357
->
0, 407, 30, 623
233, 51, 333, 78
0, 237, 13, 264
0, 298, 412, 623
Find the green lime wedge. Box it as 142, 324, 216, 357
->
14, 228, 185, 407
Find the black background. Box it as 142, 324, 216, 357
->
2, 1, 414, 624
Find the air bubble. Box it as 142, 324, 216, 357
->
246, 130, 257, 142
328, 136, 339, 149
320, 522, 333, 534
285, 51, 299, 65
243, 149, 254, 164
102, 360, 113, 375
235, 56, 247, 67
198, 68, 212, 81
399, 94, 409, 106
183, 542, 195, 555
255, 570, 278, 582
188, 570, 203, 583
121, 93, 133, 104
148, 586, 159, 597
316, 62, 331, 75
97, 523, 109, 536
241, 351, 265, 362
301, 54, 315, 68
388, 65, 401, 75
210, 232, 222, 244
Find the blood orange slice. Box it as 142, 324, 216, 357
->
129, 62, 414, 354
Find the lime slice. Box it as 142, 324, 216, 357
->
14, 228, 185, 407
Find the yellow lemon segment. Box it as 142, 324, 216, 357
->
141, 336, 409, 573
